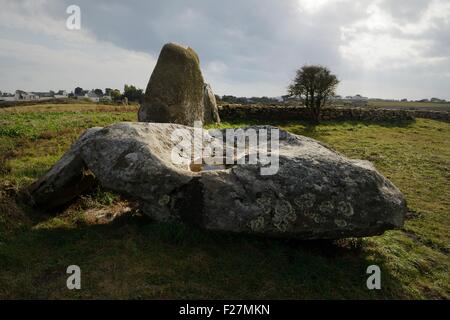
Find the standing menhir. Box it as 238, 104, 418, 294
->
138, 42, 220, 126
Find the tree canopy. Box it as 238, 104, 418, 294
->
123, 84, 144, 103
288, 65, 339, 122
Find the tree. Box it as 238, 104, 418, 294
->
288, 65, 339, 123
123, 84, 144, 103
221, 95, 249, 104
110, 89, 122, 102
94, 89, 103, 96
74, 87, 83, 96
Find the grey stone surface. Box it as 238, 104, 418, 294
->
28, 122, 407, 239
203, 83, 220, 124
138, 43, 205, 126
138, 43, 220, 126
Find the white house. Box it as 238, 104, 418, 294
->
33, 92, 54, 100
0, 93, 15, 102
100, 95, 112, 102
32, 90, 68, 100
86, 91, 100, 102
76, 91, 98, 102
54, 90, 68, 99
15, 90, 39, 101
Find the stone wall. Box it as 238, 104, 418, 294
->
218, 105, 416, 123
412, 110, 450, 122
219, 105, 450, 123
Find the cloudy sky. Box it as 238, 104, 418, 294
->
1, 0, 449, 99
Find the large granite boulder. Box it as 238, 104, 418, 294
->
27, 122, 406, 239
138, 43, 220, 126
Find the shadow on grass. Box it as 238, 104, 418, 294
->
0, 207, 413, 299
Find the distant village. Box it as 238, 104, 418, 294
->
0, 88, 115, 103
0, 88, 447, 105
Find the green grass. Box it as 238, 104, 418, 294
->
0, 107, 449, 299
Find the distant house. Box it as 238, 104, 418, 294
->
54, 90, 68, 99
100, 95, 112, 102
22, 90, 68, 100
0, 89, 70, 102
75, 90, 92, 100
15, 90, 39, 101
430, 97, 446, 103
33, 91, 54, 100
0, 93, 15, 102
334, 94, 369, 106
86, 91, 100, 102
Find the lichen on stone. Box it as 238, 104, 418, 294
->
334, 219, 347, 228
337, 201, 354, 217
256, 196, 273, 214
158, 194, 171, 206
275, 199, 294, 215
272, 200, 296, 232
248, 216, 265, 232
319, 201, 334, 214
294, 193, 316, 210
314, 216, 326, 224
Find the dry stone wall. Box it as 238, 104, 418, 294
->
218, 104, 450, 122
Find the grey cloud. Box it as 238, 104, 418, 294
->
1, 0, 449, 99
380, 0, 431, 23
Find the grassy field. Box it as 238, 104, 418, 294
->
367, 100, 450, 111
368, 100, 449, 108
0, 104, 449, 299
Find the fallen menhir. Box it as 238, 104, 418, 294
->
27, 122, 406, 239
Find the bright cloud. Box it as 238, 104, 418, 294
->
297, 0, 345, 14
339, 0, 450, 73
